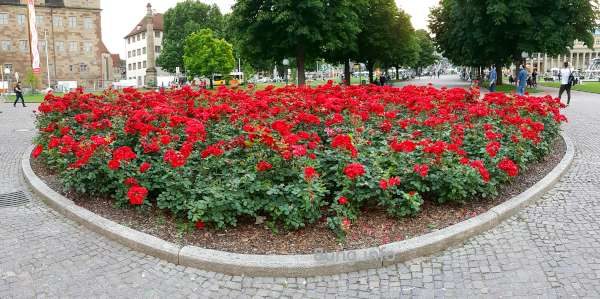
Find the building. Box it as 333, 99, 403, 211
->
124, 6, 173, 87
0, 0, 115, 89
529, 31, 600, 74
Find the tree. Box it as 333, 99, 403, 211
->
231, 0, 362, 86
414, 30, 437, 76
157, 1, 224, 73
430, 0, 598, 85
24, 69, 40, 93
387, 11, 420, 80
183, 29, 235, 89
356, 0, 404, 83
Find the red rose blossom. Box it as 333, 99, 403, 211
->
498, 158, 519, 177
139, 162, 151, 173
256, 161, 273, 172
338, 196, 349, 205
127, 186, 148, 205
343, 163, 365, 180
32, 145, 44, 158
304, 166, 318, 181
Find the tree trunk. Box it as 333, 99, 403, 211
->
495, 61, 503, 85
395, 66, 400, 80
344, 59, 351, 86
296, 47, 306, 86
367, 62, 374, 84
210, 78, 213, 89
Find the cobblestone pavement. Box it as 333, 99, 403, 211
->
1, 83, 600, 298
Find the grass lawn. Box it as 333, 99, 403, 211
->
540, 81, 600, 94
2, 93, 62, 103
482, 81, 541, 94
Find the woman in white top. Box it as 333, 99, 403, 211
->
558, 62, 572, 105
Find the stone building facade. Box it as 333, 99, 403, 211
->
0, 0, 112, 89
529, 32, 600, 73
124, 8, 173, 87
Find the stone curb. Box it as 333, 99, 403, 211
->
21, 133, 575, 277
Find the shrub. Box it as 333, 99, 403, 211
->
33, 83, 566, 237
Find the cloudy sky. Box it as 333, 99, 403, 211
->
101, 0, 439, 57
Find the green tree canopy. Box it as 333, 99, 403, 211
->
430, 0, 598, 75
387, 10, 420, 78
356, 0, 412, 83
231, 0, 362, 86
414, 29, 438, 74
157, 0, 224, 73
183, 29, 235, 89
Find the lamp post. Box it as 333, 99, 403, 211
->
282, 58, 289, 85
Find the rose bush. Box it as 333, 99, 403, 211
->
33, 83, 565, 238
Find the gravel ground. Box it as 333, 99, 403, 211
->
31, 137, 566, 255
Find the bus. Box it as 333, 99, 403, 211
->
212, 72, 244, 87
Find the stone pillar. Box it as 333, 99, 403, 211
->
145, 3, 158, 88
570, 52, 574, 68
544, 54, 548, 73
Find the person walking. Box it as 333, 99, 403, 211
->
13, 82, 26, 107
379, 74, 386, 86
558, 62, 573, 106
489, 65, 497, 92
532, 68, 538, 87
516, 65, 528, 95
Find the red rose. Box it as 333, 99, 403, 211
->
32, 145, 44, 158
108, 159, 121, 170
256, 161, 273, 172
127, 186, 148, 205
388, 177, 401, 186
338, 196, 349, 205
195, 221, 205, 230
413, 164, 429, 178
304, 166, 318, 181
343, 163, 365, 180
498, 158, 519, 177
379, 179, 388, 190
341, 218, 351, 230
486, 141, 501, 158
124, 177, 139, 186
139, 162, 151, 173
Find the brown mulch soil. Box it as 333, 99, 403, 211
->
31, 137, 566, 255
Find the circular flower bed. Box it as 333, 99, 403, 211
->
33, 83, 565, 239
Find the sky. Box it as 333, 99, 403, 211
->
101, 0, 439, 57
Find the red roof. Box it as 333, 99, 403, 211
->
124, 13, 163, 39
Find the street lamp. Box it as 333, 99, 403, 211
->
282, 58, 289, 85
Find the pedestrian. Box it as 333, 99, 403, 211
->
13, 82, 26, 107
558, 62, 573, 106
532, 68, 538, 87
379, 74, 386, 86
489, 64, 497, 92
516, 65, 528, 95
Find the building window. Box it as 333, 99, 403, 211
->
83, 41, 92, 53
137, 49, 141, 56
0, 13, 8, 25
53, 16, 62, 27
136, 34, 140, 41
55, 41, 64, 52
133, 63, 136, 70
69, 41, 78, 52
80, 63, 88, 72
1, 40, 11, 51
155, 46, 161, 53
137, 62, 141, 69
18, 40, 27, 52
142, 32, 146, 39
127, 51, 131, 58
68, 16, 76, 28
36, 15, 43, 26
155, 31, 160, 38
143, 47, 146, 54
4, 64, 13, 73
143, 60, 146, 68
84, 17, 93, 29
17, 14, 25, 26
39, 40, 46, 51
128, 64, 131, 71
